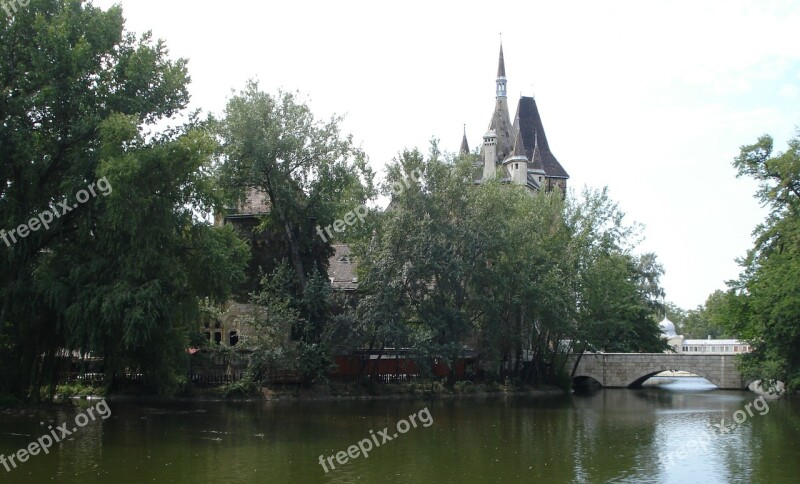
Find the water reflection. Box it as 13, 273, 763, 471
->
0, 380, 798, 483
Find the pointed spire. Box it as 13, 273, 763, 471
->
497, 42, 506, 78
460, 124, 469, 155
530, 132, 545, 172
496, 40, 507, 98
512, 129, 526, 158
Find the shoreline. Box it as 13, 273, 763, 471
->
105, 384, 568, 404
1, 384, 568, 409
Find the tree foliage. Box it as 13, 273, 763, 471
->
0, 1, 248, 399
214, 82, 375, 290
349, 146, 666, 388
723, 129, 800, 391
666, 291, 734, 339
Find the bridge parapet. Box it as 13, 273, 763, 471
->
568, 353, 747, 390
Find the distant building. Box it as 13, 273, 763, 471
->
658, 316, 750, 354
679, 339, 751, 355
461, 44, 570, 194
206, 191, 356, 348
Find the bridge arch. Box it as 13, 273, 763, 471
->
572, 372, 604, 390
626, 367, 722, 389
568, 353, 747, 390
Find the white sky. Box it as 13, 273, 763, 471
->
92, 0, 800, 310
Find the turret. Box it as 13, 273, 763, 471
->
459, 125, 470, 156
496, 44, 507, 98
487, 43, 513, 160
482, 130, 497, 180
505, 132, 528, 186
529, 133, 546, 189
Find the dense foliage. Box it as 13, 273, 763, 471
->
214, 82, 375, 291
665, 291, 735, 339
721, 129, 800, 391
342, 146, 667, 388
1, 1, 671, 398
0, 1, 248, 400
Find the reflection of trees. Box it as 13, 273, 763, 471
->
571, 390, 661, 482
746, 399, 800, 481
4, 394, 796, 482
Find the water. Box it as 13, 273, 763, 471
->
1, 377, 798, 483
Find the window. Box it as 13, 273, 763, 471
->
213, 331, 222, 345
204, 331, 211, 341
229, 330, 239, 346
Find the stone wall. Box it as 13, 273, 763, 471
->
569, 353, 747, 390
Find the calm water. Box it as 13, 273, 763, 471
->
1, 377, 799, 483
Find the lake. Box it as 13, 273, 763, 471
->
1, 377, 798, 483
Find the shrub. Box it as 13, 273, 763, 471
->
55, 382, 105, 399
219, 380, 258, 398
453, 381, 475, 393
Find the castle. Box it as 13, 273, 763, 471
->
205, 44, 571, 348
462, 44, 569, 193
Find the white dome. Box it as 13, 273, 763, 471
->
659, 317, 677, 337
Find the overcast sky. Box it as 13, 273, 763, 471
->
92, 0, 800, 310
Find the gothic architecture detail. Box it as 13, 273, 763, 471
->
463, 44, 570, 193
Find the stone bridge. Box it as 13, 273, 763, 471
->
568, 353, 749, 390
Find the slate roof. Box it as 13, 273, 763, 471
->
497, 44, 506, 78
513, 96, 569, 179
511, 129, 526, 158
460, 130, 470, 155
487, 97, 514, 161
529, 134, 545, 172
526, 172, 542, 190
328, 244, 358, 291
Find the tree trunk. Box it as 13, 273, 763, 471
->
571, 342, 589, 379
282, 219, 307, 290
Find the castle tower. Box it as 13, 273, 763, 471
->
512, 96, 569, 193
504, 129, 529, 186
496, 43, 507, 98
486, 43, 514, 166
529, 133, 546, 188
482, 129, 497, 180
467, 43, 570, 193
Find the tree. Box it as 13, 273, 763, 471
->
353, 147, 666, 388
0, 1, 248, 399
569, 189, 667, 370
351, 145, 479, 386
724, 129, 800, 391
215, 82, 375, 290
675, 290, 734, 339
664, 302, 688, 334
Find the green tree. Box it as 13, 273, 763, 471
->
676, 290, 734, 339
569, 189, 667, 365
353, 148, 665, 388
0, 1, 248, 399
664, 302, 688, 333
725, 129, 800, 391
352, 145, 479, 385
215, 82, 375, 290
214, 84, 376, 380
